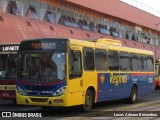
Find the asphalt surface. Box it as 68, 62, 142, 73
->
0, 89, 160, 119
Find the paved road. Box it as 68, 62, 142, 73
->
0, 89, 160, 119
84, 98, 160, 120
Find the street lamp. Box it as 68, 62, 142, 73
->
155, 23, 160, 58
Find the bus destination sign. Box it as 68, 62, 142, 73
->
0, 45, 19, 52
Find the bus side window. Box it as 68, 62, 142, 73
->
69, 50, 82, 79
146, 55, 154, 72
95, 49, 107, 71
83, 48, 95, 70
130, 53, 138, 71
139, 55, 147, 71
108, 50, 119, 70
119, 52, 130, 71
7, 55, 17, 78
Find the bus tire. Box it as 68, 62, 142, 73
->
82, 90, 93, 111
128, 86, 137, 104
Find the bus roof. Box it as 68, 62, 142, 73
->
69, 38, 153, 55
91, 38, 122, 46
19, 38, 153, 55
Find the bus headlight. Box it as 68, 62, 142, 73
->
53, 86, 66, 96
16, 86, 26, 96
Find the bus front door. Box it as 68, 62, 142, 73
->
67, 49, 84, 106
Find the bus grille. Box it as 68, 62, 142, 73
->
30, 98, 48, 102
25, 86, 55, 91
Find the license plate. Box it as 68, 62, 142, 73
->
2, 93, 9, 96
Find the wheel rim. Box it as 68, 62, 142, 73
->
84, 91, 92, 111
86, 95, 91, 108
132, 88, 136, 102
133, 91, 136, 101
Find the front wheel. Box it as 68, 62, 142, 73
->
82, 90, 93, 111
128, 86, 137, 104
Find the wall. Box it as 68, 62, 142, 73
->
66, 0, 160, 31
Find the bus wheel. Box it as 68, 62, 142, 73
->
41, 106, 52, 111
129, 86, 137, 104
82, 90, 93, 111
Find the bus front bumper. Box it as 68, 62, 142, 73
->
0, 91, 15, 99
16, 93, 67, 107
16, 89, 85, 107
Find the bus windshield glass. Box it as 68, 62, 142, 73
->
18, 52, 66, 84
0, 54, 17, 79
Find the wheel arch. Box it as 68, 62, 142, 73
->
86, 86, 96, 103
132, 82, 138, 93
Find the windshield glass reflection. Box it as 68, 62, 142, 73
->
19, 52, 66, 83
0, 54, 17, 79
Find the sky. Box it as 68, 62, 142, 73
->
124, 0, 160, 16
135, 0, 160, 11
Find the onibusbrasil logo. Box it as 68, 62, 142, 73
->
1, 112, 42, 118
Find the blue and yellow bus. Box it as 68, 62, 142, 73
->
16, 38, 154, 111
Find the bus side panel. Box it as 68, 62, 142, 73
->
131, 73, 141, 96
97, 73, 131, 102
109, 73, 131, 100
145, 74, 154, 94
139, 73, 147, 95
131, 73, 154, 96
83, 71, 97, 102
97, 73, 109, 102
66, 79, 84, 106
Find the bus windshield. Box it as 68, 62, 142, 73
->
18, 52, 66, 84
0, 54, 17, 79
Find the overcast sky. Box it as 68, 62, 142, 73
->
135, 0, 160, 11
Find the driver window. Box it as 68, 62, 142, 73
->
0, 55, 6, 77
7, 54, 17, 78
69, 50, 82, 79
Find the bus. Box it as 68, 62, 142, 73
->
0, 44, 19, 100
155, 59, 160, 89
16, 38, 154, 111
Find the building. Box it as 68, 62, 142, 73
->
0, 0, 160, 57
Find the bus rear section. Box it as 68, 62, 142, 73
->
155, 59, 160, 88
0, 44, 19, 100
